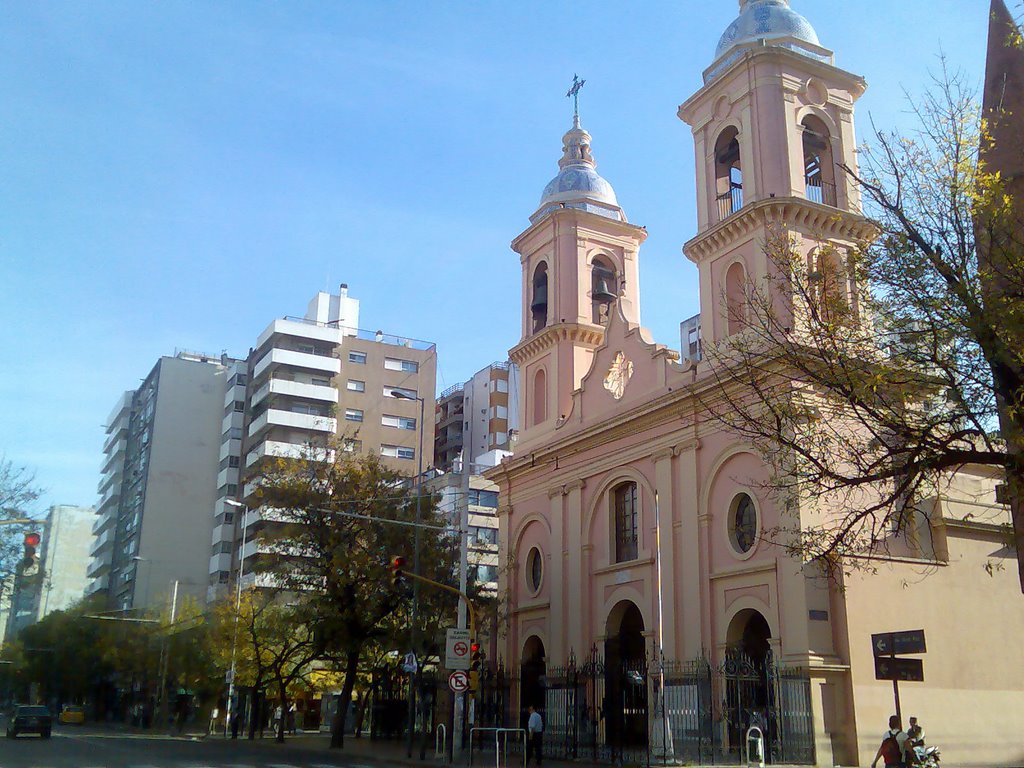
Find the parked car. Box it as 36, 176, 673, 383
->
6, 704, 52, 738
58, 705, 85, 725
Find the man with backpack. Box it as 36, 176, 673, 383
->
872, 715, 909, 768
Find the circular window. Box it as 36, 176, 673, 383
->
526, 547, 543, 593
730, 493, 758, 554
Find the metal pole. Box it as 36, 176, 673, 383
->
156, 579, 179, 732
407, 395, 425, 758
226, 501, 247, 738
455, 451, 471, 757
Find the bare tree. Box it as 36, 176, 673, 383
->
702, 62, 1024, 587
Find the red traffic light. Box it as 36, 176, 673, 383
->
24, 533, 40, 548
471, 642, 480, 654
391, 556, 406, 569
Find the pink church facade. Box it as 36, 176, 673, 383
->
489, 2, 1024, 766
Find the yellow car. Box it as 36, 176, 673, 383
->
57, 705, 85, 725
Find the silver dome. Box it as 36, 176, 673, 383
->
714, 0, 822, 61
532, 118, 625, 223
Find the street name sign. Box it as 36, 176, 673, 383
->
446, 628, 471, 670
874, 656, 924, 682
449, 670, 470, 693
872, 630, 927, 656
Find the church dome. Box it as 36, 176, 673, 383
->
712, 1, 826, 71
532, 119, 625, 224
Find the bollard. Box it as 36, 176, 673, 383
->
745, 725, 765, 768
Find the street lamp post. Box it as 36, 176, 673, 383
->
155, 579, 181, 732
391, 390, 425, 758
224, 498, 248, 739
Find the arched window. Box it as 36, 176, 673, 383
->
613, 481, 638, 562
714, 127, 743, 220
729, 493, 758, 554
531, 262, 549, 333
802, 116, 836, 206
725, 261, 747, 335
808, 247, 849, 323
532, 369, 546, 426
591, 256, 616, 325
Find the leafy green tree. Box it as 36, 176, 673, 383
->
250, 450, 459, 748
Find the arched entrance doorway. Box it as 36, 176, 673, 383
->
520, 636, 546, 727
604, 601, 648, 756
723, 609, 774, 757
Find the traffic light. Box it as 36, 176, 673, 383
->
469, 641, 482, 691
391, 556, 406, 590
21, 532, 41, 577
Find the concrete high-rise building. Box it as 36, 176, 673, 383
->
5, 504, 96, 640
221, 285, 437, 592
434, 362, 519, 472
88, 351, 240, 613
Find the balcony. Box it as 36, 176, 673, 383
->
91, 508, 116, 536
103, 422, 128, 453
101, 439, 126, 474
211, 523, 234, 545
208, 552, 232, 574
87, 551, 112, 579
89, 529, 114, 558
97, 485, 121, 513
219, 438, 242, 461
255, 318, 345, 351
247, 408, 337, 440
251, 379, 339, 408
252, 347, 341, 381
85, 574, 110, 595
97, 465, 122, 494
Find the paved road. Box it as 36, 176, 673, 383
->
0, 726, 411, 768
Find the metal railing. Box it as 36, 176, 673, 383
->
716, 185, 744, 220
805, 178, 837, 207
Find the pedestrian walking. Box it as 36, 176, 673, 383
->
872, 715, 908, 768
208, 706, 220, 735
526, 705, 544, 767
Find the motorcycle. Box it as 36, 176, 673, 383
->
908, 744, 941, 768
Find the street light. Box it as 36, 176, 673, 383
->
224, 498, 247, 739
390, 389, 425, 758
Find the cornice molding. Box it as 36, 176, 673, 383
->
683, 197, 878, 264
509, 322, 605, 365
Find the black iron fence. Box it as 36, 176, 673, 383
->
367, 646, 815, 766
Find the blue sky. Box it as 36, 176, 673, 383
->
0, 1, 991, 512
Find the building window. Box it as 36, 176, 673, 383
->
526, 547, 543, 592
468, 489, 499, 508
348, 351, 367, 364
297, 343, 315, 354
802, 115, 837, 207
345, 408, 364, 422
384, 386, 417, 399
382, 415, 416, 430
496, 378, 509, 393
385, 357, 419, 372
347, 380, 366, 392
613, 482, 638, 562
381, 445, 415, 460
726, 261, 748, 335
532, 369, 546, 426
730, 493, 758, 554
311, 377, 331, 387
473, 564, 498, 583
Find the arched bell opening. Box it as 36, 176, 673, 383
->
591, 257, 617, 325
604, 601, 648, 751
531, 263, 549, 333
714, 127, 743, 220
802, 115, 836, 207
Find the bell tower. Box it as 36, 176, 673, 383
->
679, 0, 876, 345
510, 92, 647, 450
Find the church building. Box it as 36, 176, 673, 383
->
489, 2, 1024, 766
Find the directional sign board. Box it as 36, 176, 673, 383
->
872, 630, 927, 656
446, 628, 471, 670
449, 670, 470, 693
874, 656, 924, 682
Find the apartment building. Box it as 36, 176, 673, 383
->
88, 351, 239, 612
4, 504, 95, 640
434, 362, 518, 472
219, 286, 437, 593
